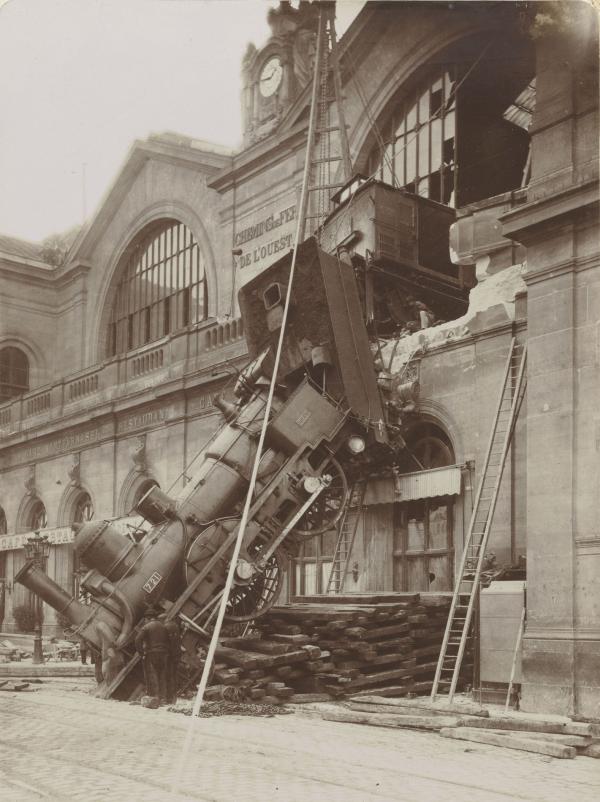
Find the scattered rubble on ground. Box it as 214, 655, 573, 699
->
168, 700, 293, 718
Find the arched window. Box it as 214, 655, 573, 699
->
367, 67, 458, 205
28, 500, 47, 531
0, 347, 29, 402
108, 220, 208, 357
366, 34, 533, 208
0, 507, 6, 535
393, 422, 456, 592
71, 492, 94, 601
73, 493, 94, 525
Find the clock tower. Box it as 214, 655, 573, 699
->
241, 1, 318, 145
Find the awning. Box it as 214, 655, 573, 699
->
363, 465, 462, 505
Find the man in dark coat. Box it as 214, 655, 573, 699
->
134, 607, 169, 703
160, 613, 182, 704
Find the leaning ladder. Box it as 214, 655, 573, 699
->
431, 338, 527, 701
326, 481, 366, 594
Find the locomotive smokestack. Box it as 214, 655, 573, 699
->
15, 561, 93, 628
15, 560, 122, 651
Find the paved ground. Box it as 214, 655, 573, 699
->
1, 684, 599, 802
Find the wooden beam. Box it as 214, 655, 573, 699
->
440, 727, 576, 759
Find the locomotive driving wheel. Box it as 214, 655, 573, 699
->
184, 517, 285, 628
291, 456, 348, 539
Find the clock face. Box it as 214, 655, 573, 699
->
259, 56, 283, 98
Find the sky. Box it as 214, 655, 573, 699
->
0, 0, 364, 243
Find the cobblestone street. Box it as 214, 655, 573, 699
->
1, 685, 599, 802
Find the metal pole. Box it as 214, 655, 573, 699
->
32, 560, 44, 665
505, 592, 526, 711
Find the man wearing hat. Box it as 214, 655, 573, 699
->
134, 605, 169, 704
159, 612, 182, 704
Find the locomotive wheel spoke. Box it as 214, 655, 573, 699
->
292, 456, 348, 538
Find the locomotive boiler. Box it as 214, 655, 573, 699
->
16, 238, 402, 701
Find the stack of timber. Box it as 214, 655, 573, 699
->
248, 592, 469, 699
201, 593, 470, 703
202, 639, 333, 705
322, 696, 600, 761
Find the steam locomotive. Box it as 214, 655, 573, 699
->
16, 237, 414, 700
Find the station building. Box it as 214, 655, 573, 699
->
0, 1, 598, 716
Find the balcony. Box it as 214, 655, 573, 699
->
0, 317, 246, 441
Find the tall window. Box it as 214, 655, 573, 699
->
109, 220, 208, 356
73, 493, 94, 525
72, 492, 94, 601
367, 67, 457, 205
28, 500, 47, 531
0, 507, 6, 535
293, 528, 338, 596
0, 347, 29, 402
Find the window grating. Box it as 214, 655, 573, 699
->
109, 220, 208, 356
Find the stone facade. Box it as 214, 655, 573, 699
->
0, 2, 597, 715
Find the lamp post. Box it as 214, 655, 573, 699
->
24, 530, 51, 665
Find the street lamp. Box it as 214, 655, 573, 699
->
24, 530, 51, 664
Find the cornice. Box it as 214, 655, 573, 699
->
208, 125, 307, 192
0, 260, 55, 284
0, 369, 237, 466
0, 252, 51, 271
524, 626, 600, 642
523, 253, 599, 287
0, 259, 91, 290
501, 178, 599, 244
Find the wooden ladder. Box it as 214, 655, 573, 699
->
431, 338, 527, 702
326, 481, 366, 594
299, 2, 352, 240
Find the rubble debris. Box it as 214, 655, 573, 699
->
168, 701, 293, 718
379, 262, 526, 375
0, 681, 34, 692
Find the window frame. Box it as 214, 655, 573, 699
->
108, 220, 208, 357
367, 65, 458, 206
0, 347, 29, 402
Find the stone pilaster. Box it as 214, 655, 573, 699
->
502, 5, 599, 715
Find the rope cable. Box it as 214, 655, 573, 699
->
170, 5, 330, 793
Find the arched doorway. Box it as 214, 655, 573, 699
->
393, 422, 458, 591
